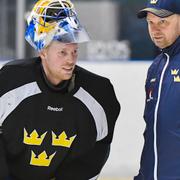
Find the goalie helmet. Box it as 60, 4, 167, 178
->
25, 0, 90, 51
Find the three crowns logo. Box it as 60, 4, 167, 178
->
171, 69, 180, 82
174, 76, 180, 82
171, 69, 179, 75
150, 0, 158, 4
30, 150, 56, 167
24, 128, 77, 167
23, 128, 47, 146
52, 131, 76, 148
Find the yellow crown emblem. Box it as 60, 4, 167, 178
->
150, 0, 158, 4
30, 150, 56, 167
171, 69, 179, 75
23, 128, 47, 146
174, 76, 180, 82
52, 131, 76, 148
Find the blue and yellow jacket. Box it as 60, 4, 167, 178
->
135, 36, 180, 180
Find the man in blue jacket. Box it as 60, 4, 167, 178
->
135, 0, 180, 179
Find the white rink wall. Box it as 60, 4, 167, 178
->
0, 61, 151, 179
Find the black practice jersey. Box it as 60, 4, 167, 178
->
0, 57, 120, 180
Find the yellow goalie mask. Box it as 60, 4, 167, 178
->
25, 0, 90, 51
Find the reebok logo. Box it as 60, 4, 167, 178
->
47, 106, 63, 112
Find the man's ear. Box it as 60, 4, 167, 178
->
39, 49, 47, 60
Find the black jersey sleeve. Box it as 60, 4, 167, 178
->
0, 67, 10, 179
74, 66, 120, 144
0, 132, 9, 179
99, 79, 120, 144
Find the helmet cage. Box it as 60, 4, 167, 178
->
25, 0, 89, 51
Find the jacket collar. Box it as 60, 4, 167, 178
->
162, 36, 180, 57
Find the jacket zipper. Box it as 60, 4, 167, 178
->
153, 53, 169, 180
